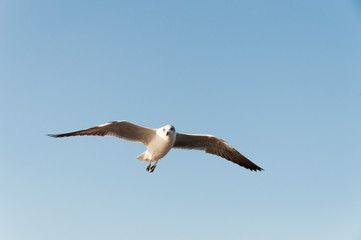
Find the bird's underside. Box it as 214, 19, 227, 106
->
48, 121, 263, 172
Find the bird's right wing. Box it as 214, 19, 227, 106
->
173, 133, 263, 171
48, 121, 156, 146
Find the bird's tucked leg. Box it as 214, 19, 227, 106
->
150, 160, 158, 173
146, 160, 151, 172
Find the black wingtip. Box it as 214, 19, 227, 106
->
248, 165, 264, 172
257, 166, 264, 171
47, 134, 59, 138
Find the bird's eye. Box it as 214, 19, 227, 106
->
163, 128, 165, 132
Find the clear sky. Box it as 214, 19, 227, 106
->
1, 0, 361, 239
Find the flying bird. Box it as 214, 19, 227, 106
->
48, 121, 263, 173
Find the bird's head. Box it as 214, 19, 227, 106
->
162, 124, 176, 137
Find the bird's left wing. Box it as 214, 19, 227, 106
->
48, 121, 156, 146
173, 133, 263, 171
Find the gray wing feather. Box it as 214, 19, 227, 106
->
173, 133, 263, 171
48, 121, 156, 146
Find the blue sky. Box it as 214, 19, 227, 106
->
1, 0, 361, 239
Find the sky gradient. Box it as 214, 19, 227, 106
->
1, 1, 361, 239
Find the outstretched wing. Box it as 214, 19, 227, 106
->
48, 121, 156, 146
173, 133, 263, 171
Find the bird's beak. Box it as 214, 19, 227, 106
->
166, 132, 169, 136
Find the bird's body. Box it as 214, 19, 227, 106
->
48, 121, 263, 172
136, 125, 176, 163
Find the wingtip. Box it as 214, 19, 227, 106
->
250, 166, 264, 172
47, 134, 58, 138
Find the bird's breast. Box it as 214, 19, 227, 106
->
146, 134, 175, 160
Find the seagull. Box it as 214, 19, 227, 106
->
48, 121, 263, 172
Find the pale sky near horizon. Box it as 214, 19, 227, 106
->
1, 1, 361, 239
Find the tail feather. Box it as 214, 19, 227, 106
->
136, 152, 147, 162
